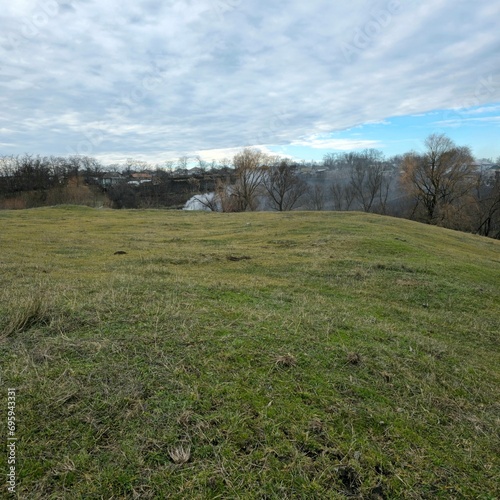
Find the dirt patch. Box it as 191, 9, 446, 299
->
226, 255, 251, 261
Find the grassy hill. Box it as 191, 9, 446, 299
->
1, 207, 499, 498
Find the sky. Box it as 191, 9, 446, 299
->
0, 0, 499, 166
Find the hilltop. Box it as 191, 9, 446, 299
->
1, 207, 499, 498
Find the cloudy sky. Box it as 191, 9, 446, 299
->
1, 0, 499, 165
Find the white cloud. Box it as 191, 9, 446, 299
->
433, 116, 500, 128
0, 0, 498, 162
459, 105, 500, 115
292, 136, 382, 150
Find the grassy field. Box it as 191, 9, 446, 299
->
1, 206, 499, 499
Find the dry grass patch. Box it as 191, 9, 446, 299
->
168, 445, 191, 465
274, 353, 297, 368
346, 352, 362, 365
1, 294, 52, 339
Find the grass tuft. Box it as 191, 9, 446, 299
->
1, 295, 50, 338
274, 353, 297, 368
346, 351, 362, 365
168, 445, 191, 465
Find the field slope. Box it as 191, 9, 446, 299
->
1, 207, 499, 498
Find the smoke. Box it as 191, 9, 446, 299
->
183, 192, 216, 211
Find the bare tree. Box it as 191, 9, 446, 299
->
306, 184, 325, 210
262, 158, 308, 211
164, 160, 175, 173
323, 153, 339, 170
193, 192, 220, 211
376, 169, 392, 215
473, 171, 500, 238
195, 156, 208, 172
324, 150, 391, 213
0, 156, 16, 196
330, 181, 355, 211
176, 156, 189, 172
348, 149, 389, 212
401, 134, 476, 224
193, 176, 238, 212
231, 148, 267, 211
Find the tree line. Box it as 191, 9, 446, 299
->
191, 135, 500, 238
1, 133, 499, 238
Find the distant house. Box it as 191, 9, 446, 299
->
488, 165, 500, 182
131, 172, 153, 182
100, 172, 124, 187
189, 167, 205, 176
298, 167, 313, 176
172, 168, 189, 178
473, 161, 500, 181
473, 160, 494, 170
130, 172, 160, 185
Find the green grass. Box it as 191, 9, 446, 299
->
1, 206, 499, 498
